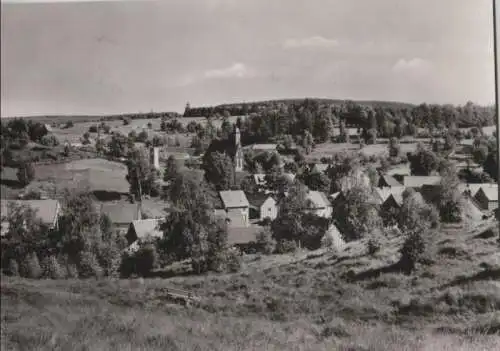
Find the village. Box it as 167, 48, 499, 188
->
1, 102, 498, 259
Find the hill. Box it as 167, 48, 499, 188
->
1, 220, 499, 350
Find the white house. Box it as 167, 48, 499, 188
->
306, 191, 333, 218
219, 190, 250, 227
1, 200, 61, 236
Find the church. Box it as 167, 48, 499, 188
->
203, 126, 244, 173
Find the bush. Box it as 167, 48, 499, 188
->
399, 232, 426, 274
367, 237, 381, 256
40, 134, 60, 147
7, 259, 20, 277
275, 240, 298, 254
65, 121, 74, 129
225, 248, 242, 273
21, 253, 43, 279
42, 255, 65, 279
255, 227, 276, 255
123, 118, 131, 126
77, 251, 103, 278
88, 125, 98, 133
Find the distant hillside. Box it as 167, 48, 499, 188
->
1, 111, 181, 125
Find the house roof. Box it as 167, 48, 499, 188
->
459, 183, 497, 198
375, 186, 406, 203
403, 176, 442, 188
1, 199, 60, 226
477, 186, 498, 201
227, 226, 260, 245
386, 164, 411, 176
0, 167, 18, 182
312, 163, 330, 173
100, 203, 140, 225
247, 193, 275, 208
219, 190, 250, 209
324, 224, 345, 250
249, 144, 278, 151
307, 191, 331, 208
283, 173, 296, 182
74, 169, 130, 194
130, 219, 163, 240
379, 175, 401, 187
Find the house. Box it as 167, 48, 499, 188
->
248, 193, 278, 221
227, 226, 261, 251
306, 191, 332, 218
203, 127, 244, 173
310, 163, 330, 174
125, 219, 163, 253
246, 144, 278, 152
459, 183, 498, 198
374, 186, 406, 205
1, 199, 61, 236
72, 169, 130, 201
219, 190, 250, 227
0, 167, 20, 187
403, 176, 442, 189
338, 170, 371, 191
43, 124, 53, 134
474, 186, 498, 212
377, 175, 401, 188
100, 202, 142, 231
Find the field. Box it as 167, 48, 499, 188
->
2, 219, 499, 350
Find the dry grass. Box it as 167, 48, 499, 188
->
2, 220, 500, 350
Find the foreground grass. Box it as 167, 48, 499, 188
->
2, 220, 499, 350
1, 277, 499, 351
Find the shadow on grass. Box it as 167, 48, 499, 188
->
441, 268, 500, 289
342, 262, 404, 282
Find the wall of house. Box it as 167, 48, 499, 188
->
260, 199, 277, 220
227, 207, 249, 227
313, 206, 332, 218
475, 192, 489, 211
488, 200, 498, 211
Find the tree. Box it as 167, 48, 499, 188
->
108, 133, 131, 158
388, 137, 401, 158
160, 172, 230, 273
483, 152, 498, 181
202, 151, 235, 191
136, 130, 149, 143
333, 185, 381, 241
126, 147, 158, 199
82, 132, 91, 145
40, 134, 59, 147
17, 161, 35, 186
302, 130, 314, 154
302, 170, 331, 193
163, 155, 180, 183
220, 116, 233, 140
398, 189, 439, 235
433, 171, 463, 223
408, 144, 439, 176
473, 146, 489, 165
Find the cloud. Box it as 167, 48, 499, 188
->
283, 36, 340, 49
392, 58, 433, 73
204, 63, 253, 79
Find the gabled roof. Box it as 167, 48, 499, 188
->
283, 173, 296, 182
1, 199, 60, 232
476, 186, 498, 201
248, 144, 278, 151
100, 203, 140, 225
219, 190, 250, 209
227, 226, 260, 245
386, 164, 411, 176
73, 169, 130, 194
459, 183, 498, 198
403, 176, 442, 188
378, 175, 401, 187
375, 186, 406, 203
307, 191, 331, 209
247, 193, 275, 208
0, 167, 18, 182
129, 219, 163, 240
312, 163, 330, 173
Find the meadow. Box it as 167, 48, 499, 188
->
2, 219, 499, 350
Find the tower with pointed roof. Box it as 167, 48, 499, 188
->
234, 127, 243, 172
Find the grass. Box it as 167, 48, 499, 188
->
2, 220, 500, 350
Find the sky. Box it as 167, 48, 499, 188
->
0, 0, 496, 117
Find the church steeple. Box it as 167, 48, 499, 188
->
234, 127, 243, 172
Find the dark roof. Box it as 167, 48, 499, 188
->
247, 193, 275, 208
0, 167, 18, 182
378, 175, 401, 187
227, 226, 261, 245
100, 203, 140, 225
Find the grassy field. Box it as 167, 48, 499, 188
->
2, 219, 499, 350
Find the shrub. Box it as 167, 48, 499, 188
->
65, 121, 74, 129
225, 248, 242, 273
133, 244, 158, 277
21, 253, 43, 279
367, 237, 381, 256
42, 255, 65, 279
123, 118, 131, 126
7, 259, 20, 277
77, 251, 103, 278
399, 232, 426, 275
88, 125, 98, 133
40, 134, 59, 147
255, 227, 276, 255
275, 240, 298, 254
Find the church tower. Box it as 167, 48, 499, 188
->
234, 127, 243, 172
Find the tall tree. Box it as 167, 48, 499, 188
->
202, 151, 235, 191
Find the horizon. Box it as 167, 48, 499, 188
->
1, 0, 496, 117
